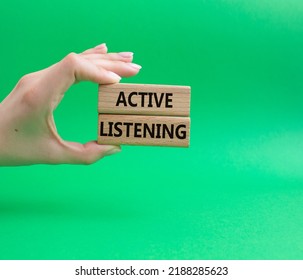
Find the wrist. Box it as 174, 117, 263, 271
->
0, 104, 14, 165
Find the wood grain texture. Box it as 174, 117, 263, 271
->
98, 83, 190, 116
98, 114, 190, 147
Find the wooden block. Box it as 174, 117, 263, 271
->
98, 83, 190, 116
98, 114, 190, 147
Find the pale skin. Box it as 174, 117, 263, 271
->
0, 43, 141, 166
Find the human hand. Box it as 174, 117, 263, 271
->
0, 44, 141, 166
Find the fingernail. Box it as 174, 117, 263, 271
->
119, 52, 134, 58
107, 71, 121, 81
95, 43, 106, 49
105, 147, 121, 156
128, 63, 142, 70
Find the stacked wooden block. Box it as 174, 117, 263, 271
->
97, 83, 191, 147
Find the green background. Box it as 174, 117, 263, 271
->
1, 0, 303, 259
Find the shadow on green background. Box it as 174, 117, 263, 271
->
1, 0, 303, 259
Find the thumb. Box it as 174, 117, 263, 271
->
61, 140, 121, 164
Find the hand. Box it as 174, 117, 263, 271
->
0, 43, 141, 166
